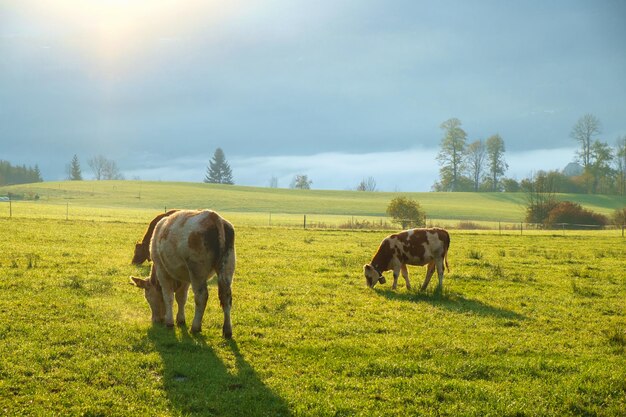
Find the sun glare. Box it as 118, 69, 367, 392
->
19, 0, 223, 74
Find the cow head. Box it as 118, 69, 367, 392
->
131, 242, 150, 265
363, 264, 386, 288
130, 276, 165, 323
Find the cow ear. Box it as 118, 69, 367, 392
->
364, 264, 373, 271
130, 276, 149, 288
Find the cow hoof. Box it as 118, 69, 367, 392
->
190, 326, 202, 333
165, 322, 175, 328
223, 330, 232, 339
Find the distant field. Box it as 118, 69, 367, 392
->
0, 217, 624, 416
0, 181, 623, 227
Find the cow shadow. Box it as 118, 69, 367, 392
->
375, 288, 526, 321
147, 326, 291, 417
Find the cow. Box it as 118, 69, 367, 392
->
131, 209, 236, 338
363, 228, 450, 291
132, 209, 179, 265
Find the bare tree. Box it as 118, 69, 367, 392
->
522, 171, 558, 224
571, 114, 601, 169
88, 155, 124, 180
269, 176, 279, 188
465, 140, 486, 191
356, 176, 377, 192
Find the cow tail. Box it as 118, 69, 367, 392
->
444, 231, 451, 272
209, 211, 226, 272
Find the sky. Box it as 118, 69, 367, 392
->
1, 0, 625, 191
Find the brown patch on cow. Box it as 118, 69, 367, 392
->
199, 211, 218, 229
407, 231, 427, 260
370, 239, 393, 272
187, 231, 203, 252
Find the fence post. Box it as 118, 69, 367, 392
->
499, 221, 501, 235
520, 222, 523, 235
9, 197, 12, 219
304, 214, 307, 229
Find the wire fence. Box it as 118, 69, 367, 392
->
1, 200, 624, 236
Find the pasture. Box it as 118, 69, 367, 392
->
0, 213, 624, 416
1, 180, 624, 225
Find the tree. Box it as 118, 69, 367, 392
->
465, 140, 486, 192
269, 176, 279, 188
485, 134, 508, 191
386, 196, 426, 229
67, 154, 83, 181
614, 136, 626, 196
436, 118, 467, 191
356, 176, 377, 192
291, 174, 312, 189
571, 114, 601, 169
204, 148, 234, 184
502, 178, 520, 192
587, 140, 614, 194
522, 171, 558, 224
88, 155, 124, 180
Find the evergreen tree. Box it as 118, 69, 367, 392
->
69, 154, 83, 181
204, 148, 234, 184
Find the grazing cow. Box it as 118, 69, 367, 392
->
131, 209, 236, 338
132, 209, 179, 265
364, 228, 450, 291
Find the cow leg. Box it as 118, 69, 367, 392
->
175, 281, 190, 326
392, 268, 400, 290
421, 261, 436, 291
218, 251, 235, 339
435, 257, 445, 291
158, 274, 177, 328
218, 274, 233, 339
189, 279, 208, 333
401, 264, 411, 290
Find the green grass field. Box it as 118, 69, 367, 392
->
0, 182, 624, 415
1, 219, 625, 415
1, 180, 624, 224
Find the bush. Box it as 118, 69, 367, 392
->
386, 196, 426, 229
546, 201, 608, 229
612, 207, 626, 226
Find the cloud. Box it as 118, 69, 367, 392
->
122, 147, 578, 192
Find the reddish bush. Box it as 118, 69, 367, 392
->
546, 201, 608, 228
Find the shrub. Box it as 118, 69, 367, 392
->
386, 196, 426, 229
546, 201, 608, 229
612, 207, 626, 226
457, 221, 490, 230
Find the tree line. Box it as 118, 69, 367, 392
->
433, 114, 626, 195
0, 160, 43, 186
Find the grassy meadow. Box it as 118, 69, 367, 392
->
0, 182, 624, 416
1, 180, 624, 225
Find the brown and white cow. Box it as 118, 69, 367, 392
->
132, 209, 179, 265
364, 228, 450, 291
131, 209, 236, 338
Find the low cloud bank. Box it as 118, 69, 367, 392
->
123, 147, 578, 192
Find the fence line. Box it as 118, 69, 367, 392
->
1, 200, 624, 236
